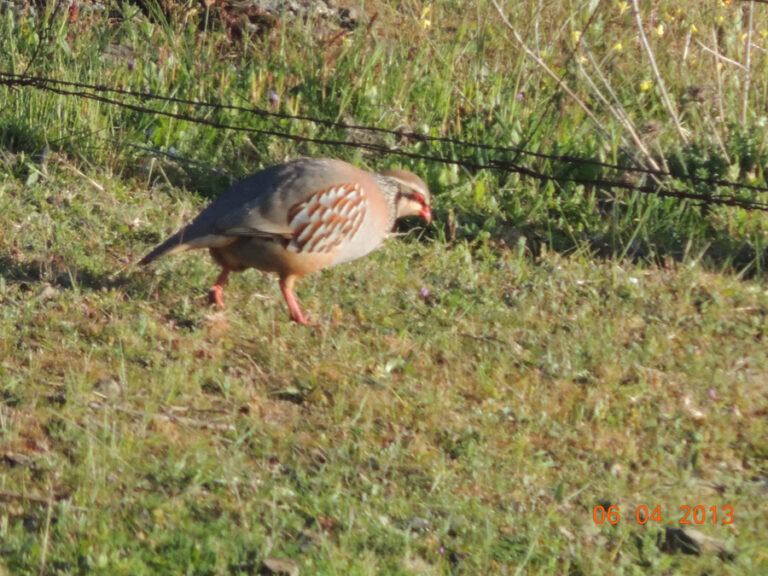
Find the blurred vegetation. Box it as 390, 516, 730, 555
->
1, 0, 767, 574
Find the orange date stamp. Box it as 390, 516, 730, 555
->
592, 504, 734, 526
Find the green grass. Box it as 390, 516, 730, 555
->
2, 0, 768, 574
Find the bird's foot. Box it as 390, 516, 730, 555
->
289, 310, 315, 326
208, 284, 226, 309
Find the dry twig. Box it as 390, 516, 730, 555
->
492, 0, 662, 174
742, 2, 754, 123
630, 0, 687, 143
38, 486, 54, 576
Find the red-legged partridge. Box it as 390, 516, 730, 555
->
139, 157, 432, 325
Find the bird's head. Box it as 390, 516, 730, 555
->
380, 168, 432, 224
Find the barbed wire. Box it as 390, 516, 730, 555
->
2, 71, 768, 211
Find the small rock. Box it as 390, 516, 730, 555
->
337, 6, 358, 29
93, 378, 123, 399
261, 557, 299, 576
36, 284, 59, 301
660, 527, 734, 559
3, 451, 32, 467
406, 516, 430, 532
683, 395, 706, 422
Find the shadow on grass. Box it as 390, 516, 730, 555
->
0, 252, 148, 297
0, 251, 215, 333
426, 203, 767, 279
584, 227, 766, 277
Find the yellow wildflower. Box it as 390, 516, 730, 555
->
420, 5, 432, 29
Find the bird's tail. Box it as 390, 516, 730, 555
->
138, 232, 190, 265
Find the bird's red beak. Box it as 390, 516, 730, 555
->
420, 205, 432, 223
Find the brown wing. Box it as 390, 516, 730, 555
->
285, 183, 368, 254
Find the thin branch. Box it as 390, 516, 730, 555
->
742, 2, 754, 123
631, 0, 688, 143
109, 405, 237, 432
38, 485, 54, 576
713, 31, 727, 125
503, 0, 604, 167
579, 39, 666, 172
490, 2, 610, 137
695, 39, 748, 72
21, 0, 65, 77
0, 490, 67, 505
492, 1, 668, 175
710, 31, 732, 162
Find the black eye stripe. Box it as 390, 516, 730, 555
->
403, 191, 425, 204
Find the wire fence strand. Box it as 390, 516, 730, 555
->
2, 71, 768, 211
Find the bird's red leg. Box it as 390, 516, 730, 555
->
209, 268, 230, 308
279, 276, 311, 325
